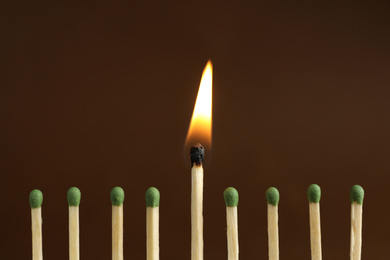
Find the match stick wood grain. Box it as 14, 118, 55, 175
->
309, 203, 322, 260
191, 165, 204, 260
350, 202, 363, 260
112, 205, 123, 260
226, 206, 239, 260
31, 208, 43, 260
267, 204, 279, 260
69, 206, 79, 260
147, 207, 159, 260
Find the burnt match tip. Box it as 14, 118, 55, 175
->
190, 143, 205, 166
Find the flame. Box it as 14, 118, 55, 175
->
185, 60, 213, 149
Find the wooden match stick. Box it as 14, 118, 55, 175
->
30, 189, 43, 260
67, 187, 81, 260
307, 184, 322, 260
190, 143, 205, 260
350, 185, 364, 260
146, 187, 160, 260
111, 187, 125, 260
224, 187, 239, 260
266, 187, 280, 260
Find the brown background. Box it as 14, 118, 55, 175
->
1, 1, 390, 259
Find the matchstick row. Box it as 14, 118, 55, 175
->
29, 184, 364, 260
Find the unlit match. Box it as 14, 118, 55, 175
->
111, 187, 125, 260
350, 185, 364, 260
26, 184, 366, 258
266, 187, 280, 260
30, 189, 43, 260
190, 143, 205, 260
67, 187, 81, 260
307, 184, 322, 260
146, 187, 160, 260
224, 187, 239, 260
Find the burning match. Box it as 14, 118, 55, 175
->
307, 184, 322, 260
186, 60, 213, 260
190, 143, 205, 260
30, 189, 43, 260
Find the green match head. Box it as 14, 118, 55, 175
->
307, 184, 321, 203
350, 185, 364, 204
145, 187, 160, 207
67, 187, 81, 206
223, 187, 239, 207
29, 189, 43, 208
110, 187, 125, 206
266, 187, 279, 206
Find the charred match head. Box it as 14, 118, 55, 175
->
190, 143, 205, 166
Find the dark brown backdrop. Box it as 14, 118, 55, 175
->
1, 1, 389, 259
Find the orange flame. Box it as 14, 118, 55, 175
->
185, 60, 213, 150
